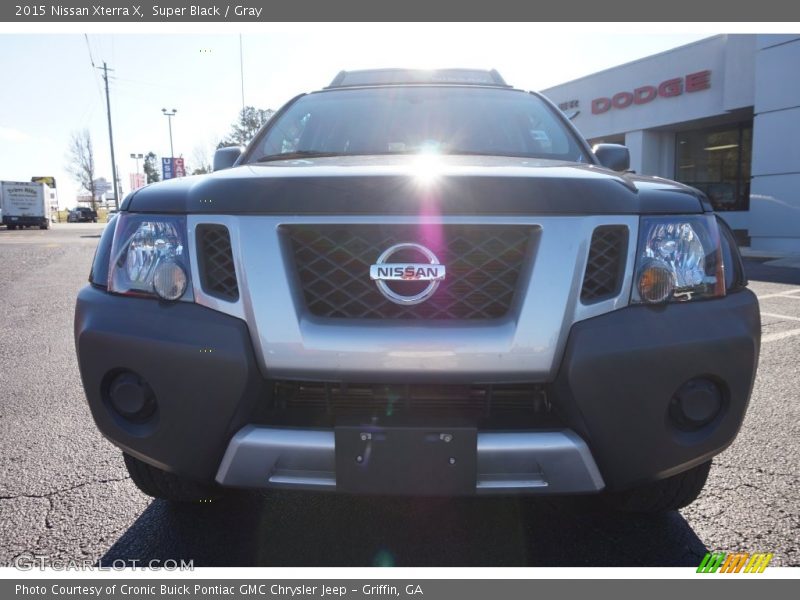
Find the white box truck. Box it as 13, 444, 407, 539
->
1, 181, 53, 230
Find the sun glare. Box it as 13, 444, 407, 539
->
411, 149, 443, 186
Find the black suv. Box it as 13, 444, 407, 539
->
75, 69, 760, 511
68, 207, 98, 223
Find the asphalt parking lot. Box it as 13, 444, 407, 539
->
0, 223, 798, 567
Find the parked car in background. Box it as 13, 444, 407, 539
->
68, 207, 98, 223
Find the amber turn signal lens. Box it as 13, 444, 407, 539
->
637, 261, 675, 303
153, 261, 188, 301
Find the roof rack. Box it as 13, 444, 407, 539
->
327, 68, 509, 89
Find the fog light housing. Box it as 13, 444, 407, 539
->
108, 372, 156, 422
669, 378, 723, 431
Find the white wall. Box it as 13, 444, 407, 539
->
722, 35, 756, 112
624, 130, 673, 177
749, 35, 800, 254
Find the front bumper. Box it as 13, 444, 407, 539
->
3, 216, 47, 227
75, 285, 760, 494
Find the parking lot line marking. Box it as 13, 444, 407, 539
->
761, 312, 800, 323
757, 290, 800, 300
761, 327, 800, 343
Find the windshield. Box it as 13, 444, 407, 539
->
246, 87, 587, 163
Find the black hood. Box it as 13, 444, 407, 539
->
122, 155, 709, 215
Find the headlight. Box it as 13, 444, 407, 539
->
632, 215, 725, 304
108, 214, 192, 301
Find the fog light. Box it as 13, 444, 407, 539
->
153, 261, 187, 301
637, 260, 675, 303
669, 378, 723, 431
108, 372, 156, 422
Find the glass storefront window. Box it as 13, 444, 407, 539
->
674, 122, 752, 212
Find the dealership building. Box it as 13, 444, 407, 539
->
543, 34, 800, 254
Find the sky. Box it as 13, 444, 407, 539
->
0, 26, 716, 207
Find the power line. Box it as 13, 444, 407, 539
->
83, 33, 96, 67
111, 75, 185, 92
83, 34, 104, 100
239, 34, 245, 113
76, 94, 99, 129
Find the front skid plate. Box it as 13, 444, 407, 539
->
214, 426, 605, 494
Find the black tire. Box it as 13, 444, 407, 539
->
123, 452, 220, 503
602, 460, 712, 513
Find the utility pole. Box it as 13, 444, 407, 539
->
161, 108, 177, 159
99, 62, 120, 210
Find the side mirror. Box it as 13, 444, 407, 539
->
592, 143, 630, 172
213, 146, 244, 171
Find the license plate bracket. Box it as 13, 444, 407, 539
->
335, 424, 477, 495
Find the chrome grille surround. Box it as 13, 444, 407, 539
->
189, 215, 637, 383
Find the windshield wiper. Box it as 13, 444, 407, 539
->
253, 151, 346, 163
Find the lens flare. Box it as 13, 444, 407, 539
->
411, 150, 442, 186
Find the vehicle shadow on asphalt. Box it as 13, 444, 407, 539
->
101, 492, 707, 566
744, 258, 800, 285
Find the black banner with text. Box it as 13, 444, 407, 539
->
2, 1, 800, 22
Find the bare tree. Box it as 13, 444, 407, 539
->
191, 144, 212, 175
67, 129, 97, 209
